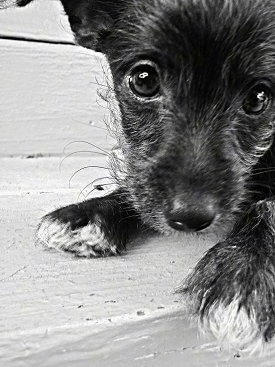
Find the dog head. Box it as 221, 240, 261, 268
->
4, 0, 275, 235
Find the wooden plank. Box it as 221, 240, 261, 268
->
0, 39, 116, 156
1, 157, 268, 366
0, 156, 219, 367
0, 0, 74, 43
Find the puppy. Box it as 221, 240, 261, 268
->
3, 0, 275, 354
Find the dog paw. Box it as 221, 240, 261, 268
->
36, 206, 118, 258
182, 236, 275, 354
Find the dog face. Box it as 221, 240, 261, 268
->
5, 0, 275, 234
101, 0, 275, 234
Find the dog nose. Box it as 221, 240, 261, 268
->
166, 199, 216, 232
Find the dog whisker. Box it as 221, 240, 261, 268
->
63, 140, 109, 155
68, 165, 109, 188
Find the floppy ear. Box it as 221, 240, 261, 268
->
59, 0, 126, 52
0, 0, 125, 52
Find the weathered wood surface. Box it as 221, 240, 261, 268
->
0, 0, 73, 43
0, 39, 115, 157
2, 157, 272, 367
0, 0, 115, 157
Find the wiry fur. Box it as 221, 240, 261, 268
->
37, 219, 117, 257
5, 0, 275, 355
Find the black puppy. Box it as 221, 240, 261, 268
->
3, 0, 275, 353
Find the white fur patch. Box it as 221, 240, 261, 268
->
200, 298, 268, 355
36, 217, 117, 257
0, 1, 16, 8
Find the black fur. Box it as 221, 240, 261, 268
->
43, 189, 145, 255
7, 0, 275, 352
182, 199, 275, 342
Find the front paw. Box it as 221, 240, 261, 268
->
36, 203, 118, 258
182, 236, 275, 353
36, 191, 142, 258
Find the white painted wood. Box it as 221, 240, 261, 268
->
1, 157, 269, 366
0, 156, 224, 367
0, 39, 115, 156
0, 0, 74, 43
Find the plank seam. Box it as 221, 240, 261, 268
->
0, 34, 75, 45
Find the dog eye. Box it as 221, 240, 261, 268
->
243, 85, 272, 115
129, 63, 160, 98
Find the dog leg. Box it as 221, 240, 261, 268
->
36, 189, 143, 257
182, 199, 275, 353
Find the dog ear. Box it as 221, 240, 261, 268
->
0, 0, 124, 52
59, 0, 125, 52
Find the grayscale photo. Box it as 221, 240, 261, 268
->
1, 0, 275, 366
